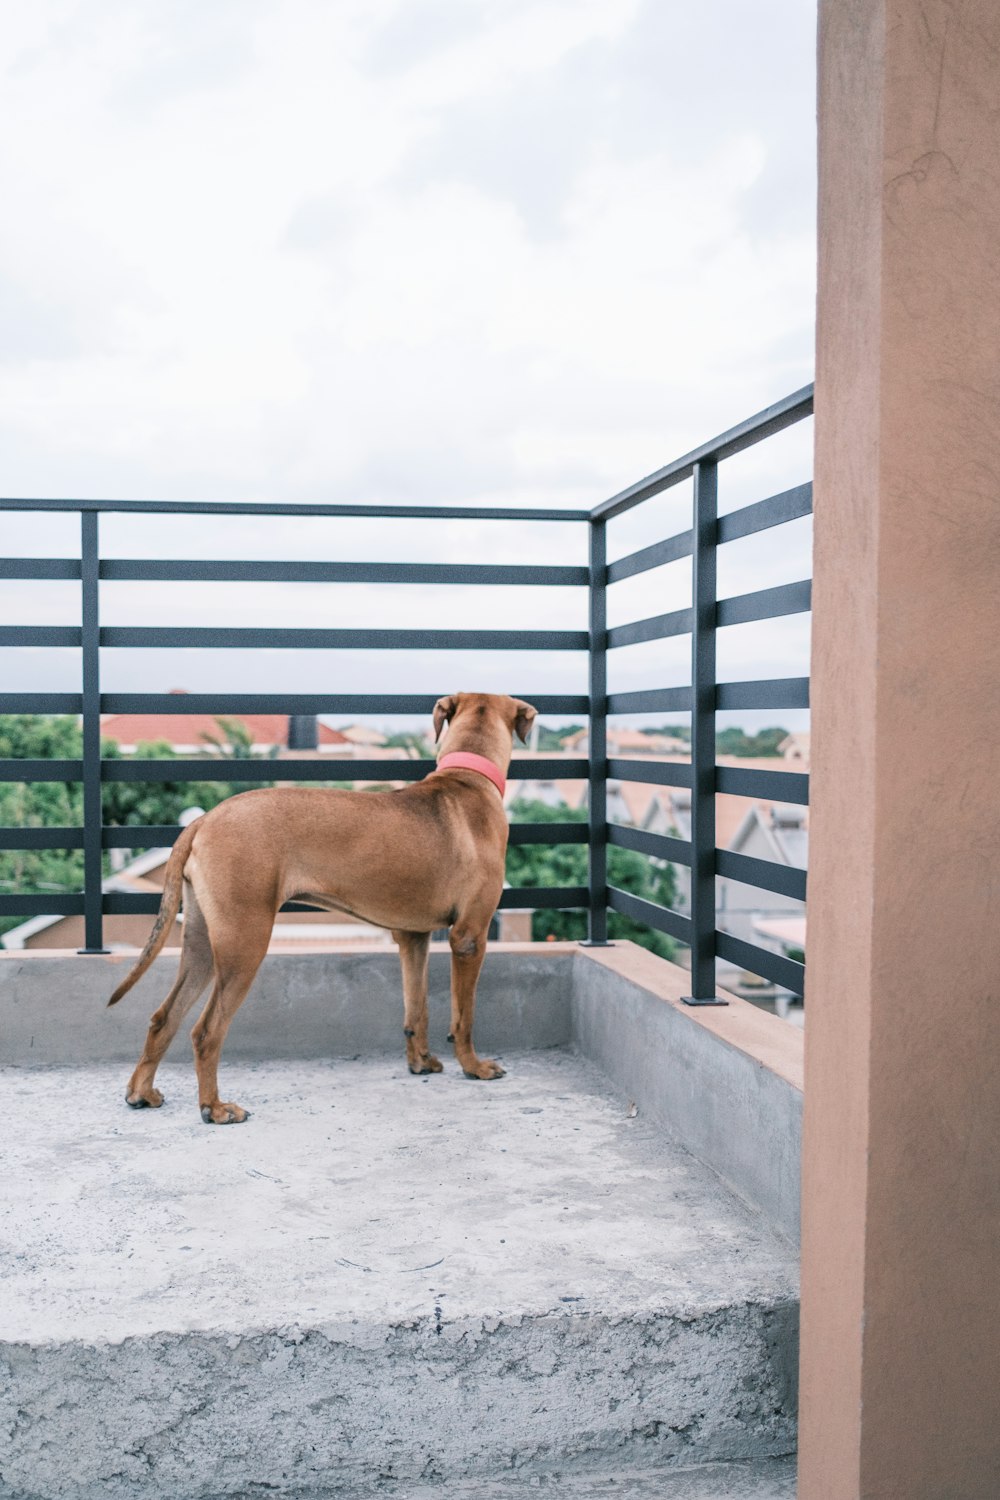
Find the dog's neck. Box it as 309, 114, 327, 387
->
435, 718, 513, 794
437, 718, 513, 771
436, 750, 506, 796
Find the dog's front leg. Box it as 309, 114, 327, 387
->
448, 924, 504, 1080
393, 929, 442, 1075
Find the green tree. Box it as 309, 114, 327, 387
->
100, 738, 232, 832
505, 799, 678, 960
715, 725, 789, 757
0, 716, 85, 937
383, 732, 433, 759
0, 716, 281, 939
537, 722, 585, 751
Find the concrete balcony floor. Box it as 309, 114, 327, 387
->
0, 946, 803, 1498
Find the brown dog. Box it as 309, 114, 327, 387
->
107, 692, 536, 1123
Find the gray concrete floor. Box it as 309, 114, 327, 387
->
2, 1052, 799, 1497
1, 1051, 797, 1346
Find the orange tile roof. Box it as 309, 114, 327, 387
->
99, 712, 349, 749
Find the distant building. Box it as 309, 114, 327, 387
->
562, 727, 689, 756
337, 724, 389, 748
99, 693, 350, 756
778, 732, 810, 765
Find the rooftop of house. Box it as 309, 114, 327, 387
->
99, 707, 349, 752
336, 724, 389, 746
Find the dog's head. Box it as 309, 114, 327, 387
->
433, 693, 537, 750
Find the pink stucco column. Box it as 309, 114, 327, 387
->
800, 2, 1000, 1496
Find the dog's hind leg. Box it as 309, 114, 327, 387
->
393, 929, 441, 1075
190, 924, 271, 1124
448, 919, 505, 1081
126, 883, 213, 1109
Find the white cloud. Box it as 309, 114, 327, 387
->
0, 0, 816, 721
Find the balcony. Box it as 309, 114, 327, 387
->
0, 388, 813, 1497
1, 941, 800, 1498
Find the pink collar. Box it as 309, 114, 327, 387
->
436, 751, 506, 796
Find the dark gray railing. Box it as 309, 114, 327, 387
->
0, 385, 812, 997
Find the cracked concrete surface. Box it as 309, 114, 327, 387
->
0, 1052, 798, 1498
218, 1456, 799, 1497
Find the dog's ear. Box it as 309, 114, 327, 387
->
512, 698, 537, 745
433, 695, 458, 742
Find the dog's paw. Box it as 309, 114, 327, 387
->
408, 1054, 443, 1075
126, 1087, 164, 1109
200, 1101, 251, 1125
462, 1058, 506, 1081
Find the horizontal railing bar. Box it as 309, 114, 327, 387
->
101, 892, 311, 916
498, 886, 588, 909
0, 894, 85, 916
0, 759, 83, 782
716, 580, 812, 628
0, 627, 81, 647
605, 585, 809, 651
99, 887, 589, 916
0, 827, 85, 850
103, 825, 179, 848
715, 849, 807, 902
715, 677, 810, 710
607, 686, 692, 715
98, 757, 591, 784
100, 627, 589, 652
99, 822, 591, 849
100, 559, 588, 587
716, 930, 805, 997
717, 482, 813, 544
0, 498, 590, 522
97, 759, 423, 784
99, 692, 592, 716
0, 559, 81, 580
607, 886, 693, 943
715, 765, 809, 805
606, 529, 693, 584
507, 823, 590, 845
0, 694, 83, 714
607, 607, 692, 651
608, 758, 693, 788
607, 824, 692, 866
591, 386, 814, 521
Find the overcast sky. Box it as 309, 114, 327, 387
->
0, 0, 816, 729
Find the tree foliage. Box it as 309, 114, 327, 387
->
505, 799, 678, 960
0, 717, 84, 927
383, 732, 433, 759
0, 715, 278, 936
714, 725, 789, 757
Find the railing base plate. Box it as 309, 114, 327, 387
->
681, 995, 729, 1007
578, 940, 616, 948
77, 947, 111, 956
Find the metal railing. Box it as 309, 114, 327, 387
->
0, 386, 812, 997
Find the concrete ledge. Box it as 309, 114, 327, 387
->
1, 1309, 797, 1500
572, 945, 803, 1243
0, 944, 575, 1067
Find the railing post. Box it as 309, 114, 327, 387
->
582, 514, 611, 945
683, 459, 726, 1004
78, 509, 108, 954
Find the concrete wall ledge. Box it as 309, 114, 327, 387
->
0, 941, 802, 1241
0, 942, 578, 1066
572, 945, 802, 1244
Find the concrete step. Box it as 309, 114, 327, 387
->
0, 1054, 798, 1499
221, 1456, 798, 1498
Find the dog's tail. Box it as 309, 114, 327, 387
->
106, 819, 201, 1007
